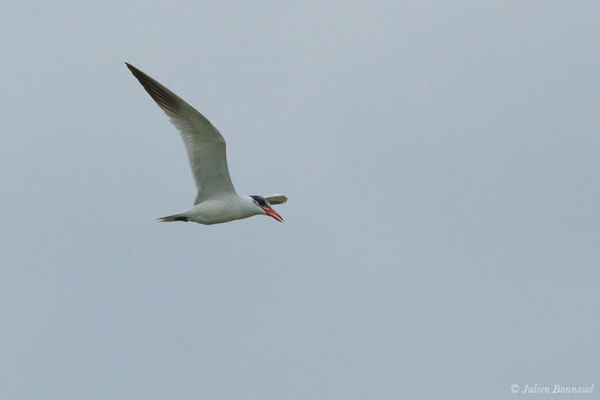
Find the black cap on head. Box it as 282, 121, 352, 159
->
250, 195, 271, 209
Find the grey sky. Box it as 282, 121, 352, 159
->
2, 1, 599, 399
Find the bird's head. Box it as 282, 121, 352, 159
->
250, 195, 283, 223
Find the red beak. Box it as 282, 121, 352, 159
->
263, 207, 284, 223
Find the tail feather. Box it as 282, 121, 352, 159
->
158, 213, 189, 222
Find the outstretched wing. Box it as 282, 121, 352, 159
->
265, 194, 288, 205
126, 63, 236, 204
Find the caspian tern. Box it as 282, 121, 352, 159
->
125, 63, 286, 225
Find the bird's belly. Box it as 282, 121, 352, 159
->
186, 201, 253, 225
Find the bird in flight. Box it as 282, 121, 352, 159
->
125, 63, 286, 225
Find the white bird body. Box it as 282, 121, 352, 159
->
165, 195, 263, 225
126, 63, 286, 225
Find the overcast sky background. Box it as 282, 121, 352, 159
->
1, 1, 599, 399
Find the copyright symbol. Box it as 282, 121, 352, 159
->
511, 384, 520, 393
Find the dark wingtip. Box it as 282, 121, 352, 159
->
125, 62, 140, 75
125, 62, 187, 117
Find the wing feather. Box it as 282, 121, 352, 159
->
265, 195, 288, 205
126, 63, 236, 203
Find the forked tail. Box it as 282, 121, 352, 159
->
158, 213, 189, 222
